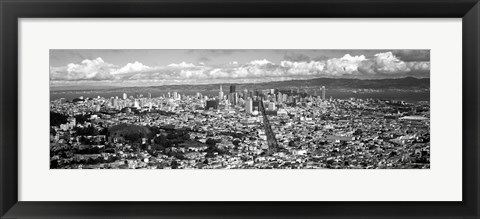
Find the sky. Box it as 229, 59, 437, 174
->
50, 49, 430, 88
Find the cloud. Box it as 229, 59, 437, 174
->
280, 60, 325, 75
50, 57, 117, 81
167, 62, 196, 68
358, 52, 429, 75
248, 59, 274, 66
324, 54, 367, 76
113, 61, 150, 74
50, 51, 430, 85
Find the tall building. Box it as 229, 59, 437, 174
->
321, 86, 326, 100
277, 92, 282, 103
206, 99, 218, 110
245, 97, 253, 114
122, 93, 127, 100
229, 93, 238, 106
268, 102, 276, 111
147, 92, 152, 99
219, 85, 224, 100
230, 85, 236, 93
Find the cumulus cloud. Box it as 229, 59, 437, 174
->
50, 51, 430, 85
358, 52, 429, 75
50, 57, 117, 81
113, 61, 150, 74
280, 60, 325, 75
167, 62, 196, 68
248, 59, 274, 66
324, 54, 367, 76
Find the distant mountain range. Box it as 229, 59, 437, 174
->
51, 77, 430, 93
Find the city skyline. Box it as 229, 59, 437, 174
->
50, 49, 430, 88
50, 84, 430, 169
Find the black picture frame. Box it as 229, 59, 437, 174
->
1, 0, 479, 218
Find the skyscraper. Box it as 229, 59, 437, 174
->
113, 98, 118, 108
277, 92, 282, 103
206, 99, 218, 110
229, 92, 238, 106
246, 97, 253, 114
122, 93, 127, 100
321, 86, 326, 100
147, 92, 152, 99
268, 102, 276, 111
230, 85, 236, 93
219, 85, 224, 100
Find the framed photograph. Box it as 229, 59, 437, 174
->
1, 0, 479, 218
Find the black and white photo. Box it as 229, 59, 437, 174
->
50, 49, 430, 169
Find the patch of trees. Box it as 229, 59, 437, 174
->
153, 130, 190, 147
150, 110, 176, 116
74, 114, 91, 124
205, 138, 221, 146
232, 139, 241, 147
73, 155, 120, 165
50, 127, 57, 136
50, 111, 68, 126
75, 126, 99, 136
123, 132, 144, 143
219, 132, 246, 139
204, 138, 229, 157
164, 150, 186, 160
73, 145, 107, 154
108, 124, 151, 143
147, 126, 161, 138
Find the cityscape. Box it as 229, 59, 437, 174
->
50, 49, 430, 169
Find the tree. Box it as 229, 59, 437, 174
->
288, 141, 295, 147
171, 160, 178, 169
206, 138, 217, 147
50, 112, 68, 126
74, 114, 90, 124
232, 139, 241, 147
50, 127, 57, 136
